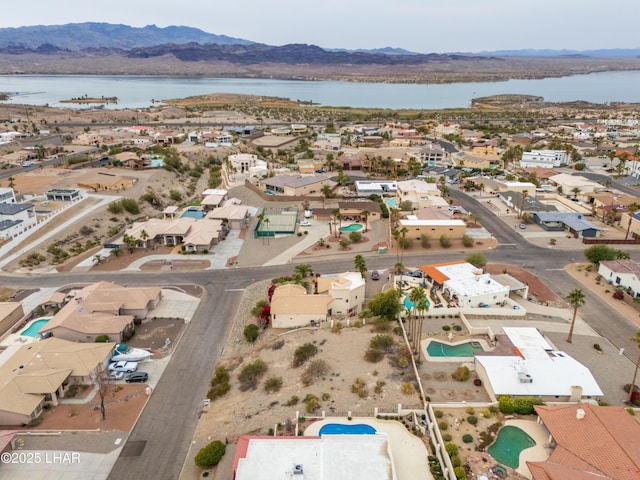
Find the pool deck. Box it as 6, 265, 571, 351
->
305, 417, 433, 480
503, 419, 552, 479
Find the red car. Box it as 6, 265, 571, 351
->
371, 271, 380, 280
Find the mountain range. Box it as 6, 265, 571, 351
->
0, 23, 638, 57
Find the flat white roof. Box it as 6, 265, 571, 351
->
477, 327, 603, 397
435, 262, 509, 297
400, 219, 466, 227
235, 435, 395, 480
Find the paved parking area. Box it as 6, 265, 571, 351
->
152, 288, 201, 321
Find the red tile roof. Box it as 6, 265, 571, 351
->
528, 405, 640, 480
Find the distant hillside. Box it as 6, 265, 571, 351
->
473, 48, 640, 57
124, 42, 480, 65
0, 22, 253, 50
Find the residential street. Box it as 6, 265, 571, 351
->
1, 190, 639, 480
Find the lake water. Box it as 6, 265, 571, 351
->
2, 70, 640, 110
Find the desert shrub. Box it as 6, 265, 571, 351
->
370, 334, 395, 351
420, 234, 431, 248
349, 231, 362, 243
169, 189, 182, 201
107, 201, 123, 214
613, 290, 625, 300
482, 409, 491, 418
434, 410, 444, 418
466, 407, 475, 415
351, 377, 369, 398
120, 198, 140, 214
194, 440, 226, 469
488, 405, 498, 414
393, 326, 403, 336
79, 225, 94, 236
284, 395, 299, 406
293, 343, 318, 367
442, 433, 452, 441
453, 325, 462, 332
451, 366, 470, 382
445, 443, 458, 457
301, 359, 330, 386
461, 234, 474, 247
439, 234, 451, 248
339, 238, 351, 249
365, 348, 384, 363
322, 393, 331, 401
331, 321, 343, 334
454, 466, 467, 480
238, 359, 268, 391
439, 421, 448, 431
401, 382, 416, 395
304, 394, 320, 413
374, 380, 386, 394
264, 376, 283, 393
462, 434, 473, 443
451, 455, 461, 467
498, 394, 544, 415
397, 356, 409, 368
467, 415, 478, 425
208, 366, 231, 400
95, 335, 109, 343
442, 325, 451, 331
243, 324, 260, 343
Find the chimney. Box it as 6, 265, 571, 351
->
576, 408, 585, 420
570, 385, 583, 402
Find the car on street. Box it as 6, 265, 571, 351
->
125, 372, 149, 383
108, 360, 138, 373
300, 220, 312, 227
371, 270, 380, 280
108, 371, 125, 381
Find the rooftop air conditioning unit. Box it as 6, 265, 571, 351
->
293, 464, 304, 475
518, 371, 533, 383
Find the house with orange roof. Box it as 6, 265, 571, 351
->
527, 404, 640, 480
418, 261, 509, 308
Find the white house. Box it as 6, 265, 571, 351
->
0, 203, 37, 240
475, 327, 603, 402
314, 133, 341, 151
520, 150, 569, 169
228, 153, 268, 179
598, 259, 640, 296
419, 260, 509, 308
0, 188, 16, 204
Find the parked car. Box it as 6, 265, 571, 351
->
409, 270, 423, 278
519, 224, 526, 229
300, 220, 312, 227
125, 372, 149, 383
108, 361, 138, 373
371, 271, 380, 280
315, 168, 327, 173
108, 371, 125, 381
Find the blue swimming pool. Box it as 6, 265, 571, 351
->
403, 295, 430, 311
426, 340, 484, 357
150, 159, 164, 168
385, 198, 399, 208
488, 425, 536, 469
319, 423, 376, 435
181, 208, 205, 219
21, 318, 50, 337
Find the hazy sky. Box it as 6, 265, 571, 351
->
1, 0, 638, 53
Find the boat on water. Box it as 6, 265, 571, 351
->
112, 344, 152, 362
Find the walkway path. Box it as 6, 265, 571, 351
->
0, 193, 118, 270
262, 223, 327, 266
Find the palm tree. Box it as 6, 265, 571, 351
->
360, 210, 370, 233
7, 176, 15, 189
321, 184, 333, 208
335, 212, 344, 236
291, 273, 310, 292
140, 229, 149, 247
354, 254, 367, 279
629, 330, 640, 404
294, 263, 313, 278
415, 296, 430, 353
625, 202, 639, 240
408, 287, 425, 347
93, 253, 103, 265
566, 289, 586, 343
263, 217, 271, 245
518, 190, 529, 219
399, 226, 409, 264
394, 262, 404, 275
392, 230, 401, 263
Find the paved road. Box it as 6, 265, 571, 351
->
2, 191, 640, 479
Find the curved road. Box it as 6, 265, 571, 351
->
2, 192, 639, 479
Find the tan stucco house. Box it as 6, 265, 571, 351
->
0, 338, 114, 426
39, 282, 161, 342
